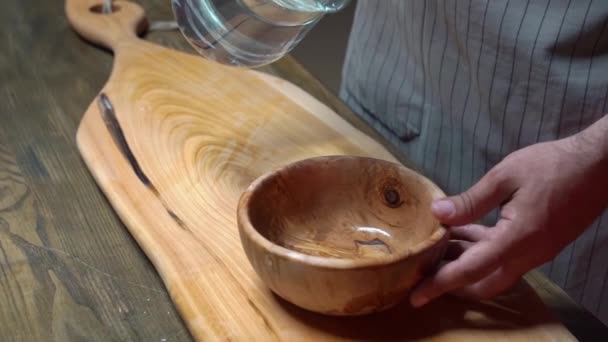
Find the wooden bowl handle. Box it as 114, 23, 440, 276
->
65, 0, 148, 51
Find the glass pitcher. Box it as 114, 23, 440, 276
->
171, 0, 351, 68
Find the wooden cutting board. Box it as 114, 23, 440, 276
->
67, 0, 576, 341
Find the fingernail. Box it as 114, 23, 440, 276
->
411, 294, 429, 308
432, 200, 455, 218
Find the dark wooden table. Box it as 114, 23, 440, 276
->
1, 1, 607, 341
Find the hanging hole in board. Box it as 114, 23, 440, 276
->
90, 4, 121, 14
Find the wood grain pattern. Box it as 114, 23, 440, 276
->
237, 155, 449, 315
69, 0, 575, 340
0, 0, 193, 341
2, 0, 606, 340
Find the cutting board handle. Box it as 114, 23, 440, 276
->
65, 0, 148, 50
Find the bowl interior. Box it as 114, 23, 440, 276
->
247, 157, 443, 261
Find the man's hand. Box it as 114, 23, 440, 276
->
409, 115, 608, 308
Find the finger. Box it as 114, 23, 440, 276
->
410, 239, 512, 308
450, 266, 521, 301
444, 240, 472, 260
431, 167, 514, 226
450, 224, 491, 242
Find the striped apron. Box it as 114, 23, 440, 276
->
340, 0, 608, 324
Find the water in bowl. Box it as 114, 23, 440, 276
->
280, 221, 396, 260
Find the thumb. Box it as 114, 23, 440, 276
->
431, 168, 513, 226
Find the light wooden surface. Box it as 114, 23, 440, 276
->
2, 0, 606, 341
67, 0, 577, 340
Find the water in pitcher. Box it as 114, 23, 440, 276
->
171, 0, 350, 68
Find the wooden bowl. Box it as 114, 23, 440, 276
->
237, 155, 449, 315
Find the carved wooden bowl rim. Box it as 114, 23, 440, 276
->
237, 155, 448, 270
